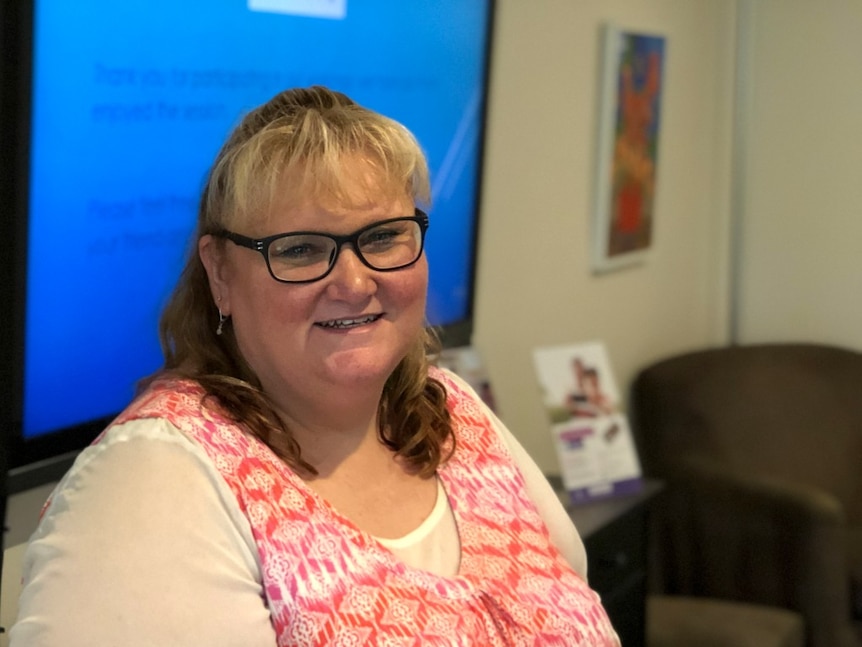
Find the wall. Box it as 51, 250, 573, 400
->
735, 0, 862, 349
4, 484, 54, 547
473, 0, 737, 472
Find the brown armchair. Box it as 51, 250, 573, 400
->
630, 343, 862, 647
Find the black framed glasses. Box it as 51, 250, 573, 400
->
216, 209, 429, 284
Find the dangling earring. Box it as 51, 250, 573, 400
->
216, 310, 228, 336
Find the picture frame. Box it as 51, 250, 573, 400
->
592, 24, 667, 273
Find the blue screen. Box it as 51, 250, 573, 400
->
24, 0, 492, 437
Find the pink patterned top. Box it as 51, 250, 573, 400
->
111, 368, 620, 646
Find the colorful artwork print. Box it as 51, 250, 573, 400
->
593, 26, 666, 272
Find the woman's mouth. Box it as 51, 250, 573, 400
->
315, 314, 382, 330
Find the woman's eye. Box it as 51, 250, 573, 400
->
271, 238, 329, 265
363, 227, 402, 248
279, 244, 314, 259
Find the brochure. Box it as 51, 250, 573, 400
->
532, 341, 642, 504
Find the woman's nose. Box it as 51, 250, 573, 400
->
324, 245, 377, 299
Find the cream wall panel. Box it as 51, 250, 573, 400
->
737, 0, 862, 350
473, 0, 736, 472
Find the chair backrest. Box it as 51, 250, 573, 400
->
630, 343, 862, 521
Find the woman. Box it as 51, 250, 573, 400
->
11, 86, 619, 646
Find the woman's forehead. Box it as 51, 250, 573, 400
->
222, 150, 414, 233
265, 167, 406, 213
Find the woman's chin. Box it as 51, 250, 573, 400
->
320, 348, 402, 388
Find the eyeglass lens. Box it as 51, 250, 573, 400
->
267, 218, 423, 282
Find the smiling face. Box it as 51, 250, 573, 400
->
199, 159, 428, 419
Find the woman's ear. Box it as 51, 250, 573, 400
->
199, 234, 231, 315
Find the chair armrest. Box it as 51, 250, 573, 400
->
679, 455, 845, 521
647, 594, 805, 647
654, 456, 855, 647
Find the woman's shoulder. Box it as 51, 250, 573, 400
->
121, 374, 207, 416
53, 375, 236, 512
429, 366, 510, 460
18, 414, 269, 647
57, 415, 213, 498
430, 365, 496, 422
105, 375, 243, 439
428, 365, 475, 404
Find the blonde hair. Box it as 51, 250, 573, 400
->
156, 86, 452, 477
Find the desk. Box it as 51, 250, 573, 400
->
552, 478, 663, 647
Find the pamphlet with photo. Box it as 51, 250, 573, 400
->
533, 341, 642, 503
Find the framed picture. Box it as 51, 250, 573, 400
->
592, 25, 667, 273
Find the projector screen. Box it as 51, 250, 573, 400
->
3, 0, 495, 484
